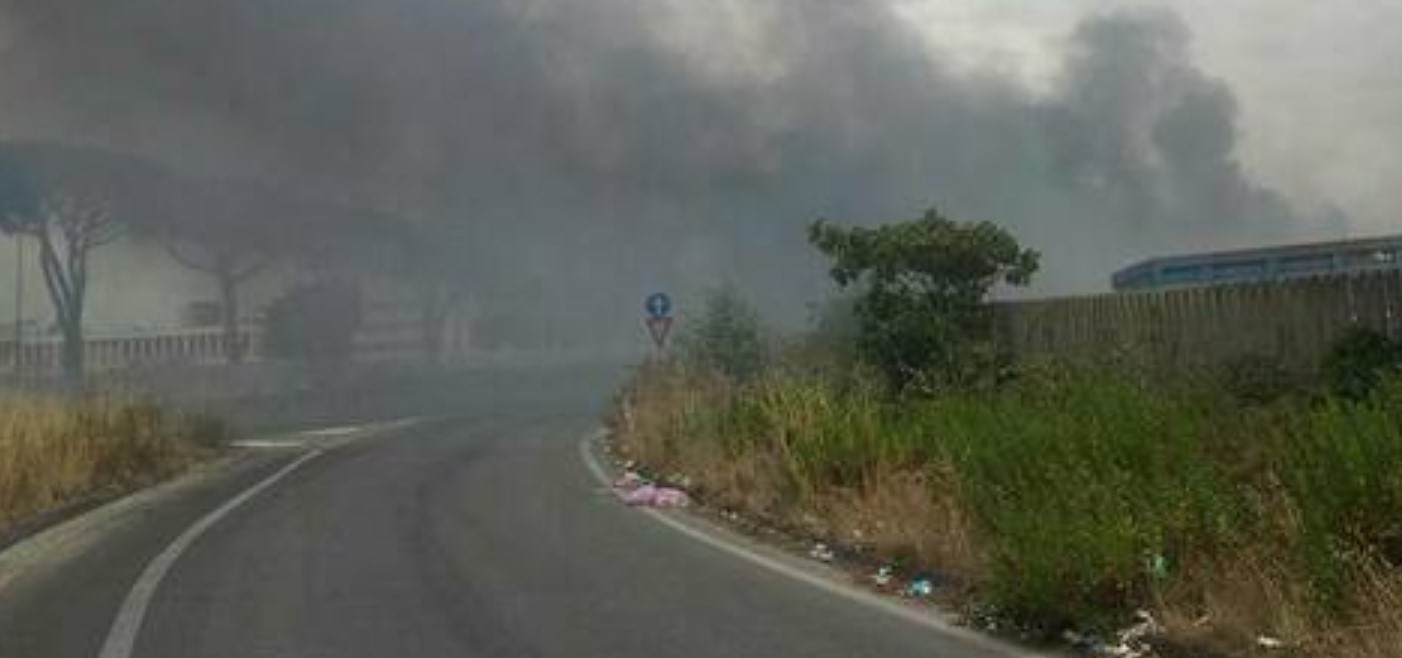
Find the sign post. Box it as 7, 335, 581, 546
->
644, 292, 674, 358
12, 236, 22, 375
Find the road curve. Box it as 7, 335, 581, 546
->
1, 412, 1027, 658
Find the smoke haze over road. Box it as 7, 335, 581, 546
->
0, 0, 1361, 330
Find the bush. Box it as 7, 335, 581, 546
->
677, 285, 767, 382
808, 207, 1038, 393
1321, 327, 1402, 400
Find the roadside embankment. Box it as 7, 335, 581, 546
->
612, 363, 1402, 658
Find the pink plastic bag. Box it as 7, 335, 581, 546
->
619, 484, 690, 508
621, 483, 659, 506
651, 487, 690, 508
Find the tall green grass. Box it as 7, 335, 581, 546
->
912, 372, 1244, 627
617, 363, 1402, 653
1270, 384, 1402, 610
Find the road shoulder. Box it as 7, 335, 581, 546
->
0, 420, 410, 658
578, 429, 1054, 658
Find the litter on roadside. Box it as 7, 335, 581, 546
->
903, 577, 935, 598
1118, 610, 1161, 645
872, 565, 894, 587
1099, 642, 1150, 658
809, 543, 836, 562
610, 469, 690, 508
1087, 610, 1160, 658
1145, 553, 1170, 581
1256, 636, 1285, 650
1056, 609, 1161, 658
614, 471, 647, 491
666, 472, 694, 489
1062, 630, 1100, 652
651, 487, 689, 507
619, 483, 690, 508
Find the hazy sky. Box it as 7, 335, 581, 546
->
0, 0, 1397, 331
895, 0, 1402, 235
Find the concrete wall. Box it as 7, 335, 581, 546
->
997, 270, 1402, 373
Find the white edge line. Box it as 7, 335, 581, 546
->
578, 430, 1050, 658
97, 448, 324, 658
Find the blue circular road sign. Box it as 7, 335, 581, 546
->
645, 292, 673, 319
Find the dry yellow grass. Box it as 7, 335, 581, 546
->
1151, 541, 1402, 658
614, 369, 792, 520
0, 395, 217, 535
614, 366, 981, 581
812, 465, 983, 582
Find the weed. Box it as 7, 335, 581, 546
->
615, 361, 1402, 657
0, 395, 218, 534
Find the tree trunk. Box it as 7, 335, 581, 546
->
35, 230, 85, 386
59, 313, 84, 386
219, 274, 245, 364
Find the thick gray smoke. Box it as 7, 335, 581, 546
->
0, 0, 1311, 333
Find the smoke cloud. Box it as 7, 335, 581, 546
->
0, 0, 1315, 333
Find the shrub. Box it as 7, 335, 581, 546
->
1321, 327, 1401, 399
808, 207, 1038, 393
677, 285, 767, 382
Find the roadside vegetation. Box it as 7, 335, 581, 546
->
0, 396, 220, 537
612, 208, 1402, 658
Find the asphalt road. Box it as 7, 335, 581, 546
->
0, 394, 1028, 657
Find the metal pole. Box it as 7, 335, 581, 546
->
13, 236, 23, 374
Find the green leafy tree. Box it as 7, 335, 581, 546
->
678, 285, 767, 382
808, 207, 1039, 392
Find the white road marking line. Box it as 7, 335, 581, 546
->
577, 431, 1048, 658
231, 417, 433, 450
300, 425, 365, 438
97, 448, 324, 658
228, 439, 304, 449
